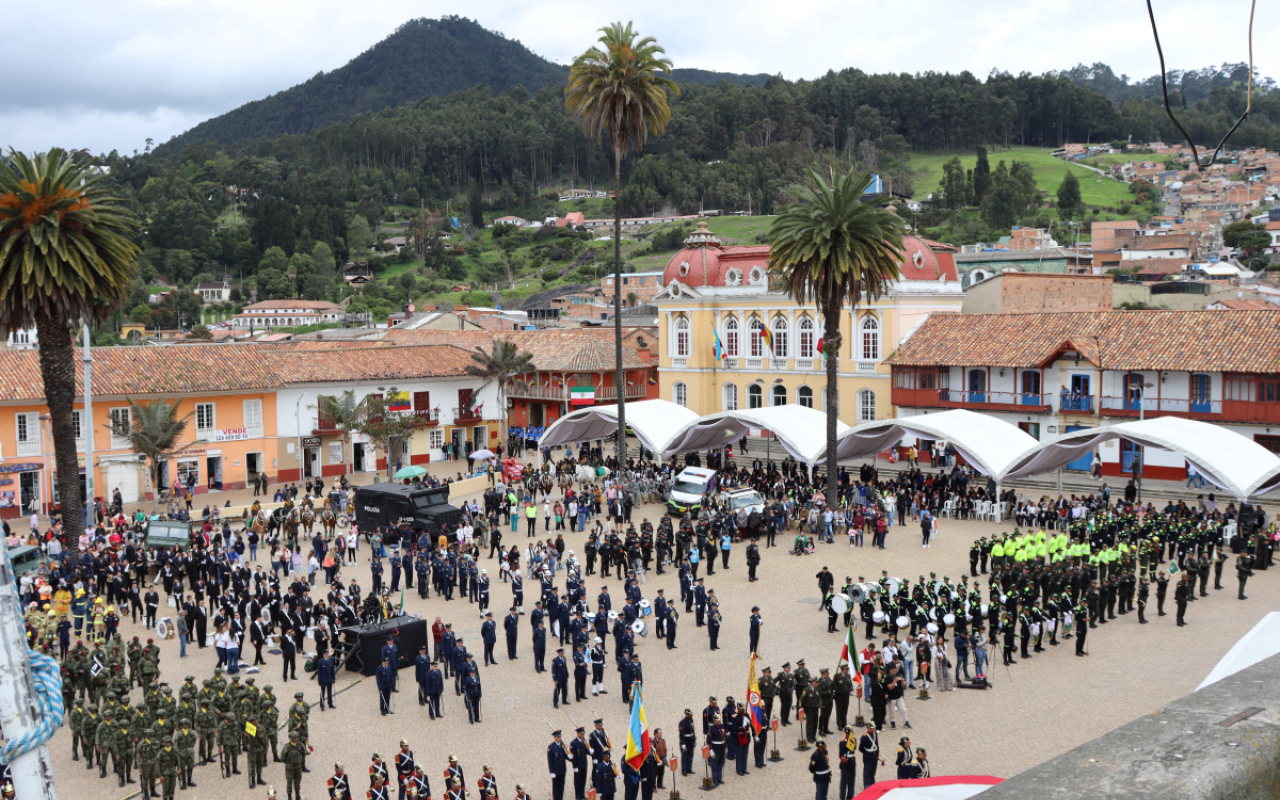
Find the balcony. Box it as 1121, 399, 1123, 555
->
855, 360, 879, 374
409, 409, 440, 425
892, 387, 1052, 413
597, 385, 649, 401
453, 406, 483, 423
508, 385, 566, 401
1100, 396, 1222, 420
313, 415, 343, 435
1059, 396, 1094, 415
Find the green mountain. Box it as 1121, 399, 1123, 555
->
165, 16, 774, 149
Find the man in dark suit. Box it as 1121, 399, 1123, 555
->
280, 625, 297, 681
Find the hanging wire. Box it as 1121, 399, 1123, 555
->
1145, 0, 1256, 171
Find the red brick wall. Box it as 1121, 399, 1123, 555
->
1001, 274, 1112, 313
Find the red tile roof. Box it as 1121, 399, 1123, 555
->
1211, 299, 1273, 310
885, 309, 1280, 374
382, 328, 651, 372
1117, 258, 1192, 276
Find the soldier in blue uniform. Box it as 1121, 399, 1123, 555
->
653, 590, 668, 639
477, 570, 491, 615
666, 607, 678, 650
590, 638, 607, 695
547, 730, 569, 800
463, 669, 482, 723
375, 658, 394, 716
552, 648, 569, 708
380, 638, 400, 692
389, 553, 401, 594
440, 625, 455, 679
424, 662, 443, 719
414, 646, 431, 706
370, 556, 384, 597
511, 574, 524, 613
707, 714, 726, 786
592, 751, 618, 800
402, 549, 414, 591
749, 606, 763, 654
533, 620, 548, 672
570, 727, 590, 799
481, 613, 497, 666
707, 601, 722, 650
573, 644, 588, 701
451, 639, 469, 695
415, 556, 429, 599
504, 607, 520, 659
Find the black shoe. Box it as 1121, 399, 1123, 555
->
1140, 620, 1148, 624
118, 776, 125, 788
187, 781, 197, 787
274, 756, 283, 763
73, 754, 79, 762
232, 769, 241, 775
904, 722, 912, 729
302, 767, 311, 773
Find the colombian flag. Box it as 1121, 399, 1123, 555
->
713, 329, 724, 361
647, 374, 657, 386
625, 682, 651, 769
746, 654, 767, 735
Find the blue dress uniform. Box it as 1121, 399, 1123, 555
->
415, 558, 430, 598
749, 609, 763, 653
440, 629, 455, 678
402, 551, 414, 589
552, 649, 569, 707
533, 623, 548, 672
381, 639, 400, 690
414, 648, 431, 705
707, 721, 726, 785
592, 756, 618, 800
376, 659, 395, 715
547, 733, 569, 800
666, 608, 678, 649
452, 642, 470, 694
678, 712, 696, 775
481, 615, 497, 665
463, 672, 482, 723
424, 664, 444, 719
477, 574, 491, 612
504, 611, 520, 659
653, 593, 668, 638
707, 605, 722, 650
809, 744, 832, 800
371, 557, 384, 596
735, 714, 752, 775
619, 656, 634, 704
389, 555, 402, 593
570, 730, 590, 799
620, 759, 640, 800
590, 644, 607, 694
512, 575, 524, 610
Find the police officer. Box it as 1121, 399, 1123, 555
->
777, 663, 795, 726
570, 726, 591, 799
552, 648, 569, 708
376, 659, 394, 716
809, 739, 831, 800
748, 606, 762, 654
547, 730, 569, 800
677, 709, 696, 776
504, 607, 520, 660
481, 612, 497, 666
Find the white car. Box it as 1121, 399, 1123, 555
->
721, 486, 765, 516
667, 467, 717, 518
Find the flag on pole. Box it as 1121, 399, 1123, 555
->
624, 682, 652, 769
759, 324, 774, 354
817, 336, 825, 361
746, 654, 767, 734
570, 386, 595, 406
647, 374, 657, 386
713, 329, 724, 361
399, 585, 405, 612
841, 625, 863, 685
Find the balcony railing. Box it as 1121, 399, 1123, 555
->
454, 406, 483, 423
892, 388, 1052, 413
1059, 396, 1094, 414
314, 415, 342, 435
508, 385, 566, 401
597, 385, 649, 401
410, 409, 440, 425
1100, 396, 1222, 419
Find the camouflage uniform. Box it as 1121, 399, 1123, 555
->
79, 707, 102, 768
68, 699, 86, 761
217, 711, 241, 776
136, 731, 157, 798
174, 721, 198, 788
260, 687, 281, 762
283, 732, 307, 800
94, 709, 116, 777
195, 704, 218, 765
156, 739, 179, 800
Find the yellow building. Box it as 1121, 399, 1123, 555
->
654, 221, 964, 423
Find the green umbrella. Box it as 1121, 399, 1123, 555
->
394, 465, 428, 480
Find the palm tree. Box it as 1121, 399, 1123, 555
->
566, 22, 678, 465
767, 168, 907, 508
318, 391, 366, 475
107, 399, 195, 514
0, 149, 141, 547
465, 339, 535, 449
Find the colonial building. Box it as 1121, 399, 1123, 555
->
654, 220, 964, 422
232, 300, 344, 328
885, 309, 1280, 480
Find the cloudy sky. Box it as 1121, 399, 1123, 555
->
2, 0, 1271, 155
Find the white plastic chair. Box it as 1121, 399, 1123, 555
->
941, 498, 955, 518
976, 500, 991, 521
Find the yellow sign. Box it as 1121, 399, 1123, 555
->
245, 722, 257, 737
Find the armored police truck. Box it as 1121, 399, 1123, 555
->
353, 482, 462, 537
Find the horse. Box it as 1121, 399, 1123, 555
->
321, 508, 338, 538
300, 506, 316, 535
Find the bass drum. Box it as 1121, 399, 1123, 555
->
830, 594, 850, 615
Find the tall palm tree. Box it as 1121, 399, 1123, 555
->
465, 339, 535, 449
318, 391, 366, 476
566, 22, 678, 465
0, 149, 141, 546
107, 398, 195, 513
767, 168, 907, 508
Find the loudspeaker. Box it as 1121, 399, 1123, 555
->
339, 615, 428, 676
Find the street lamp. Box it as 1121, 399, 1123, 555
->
1135, 381, 1155, 504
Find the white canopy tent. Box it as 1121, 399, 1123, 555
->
827, 409, 1042, 479
536, 399, 700, 455
659, 404, 849, 467
1004, 416, 1280, 499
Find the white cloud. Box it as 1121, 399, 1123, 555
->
3, 0, 1273, 155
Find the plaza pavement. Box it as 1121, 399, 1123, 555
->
44, 465, 1280, 799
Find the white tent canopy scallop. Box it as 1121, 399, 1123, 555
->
828, 409, 1041, 479
660, 404, 849, 466
537, 399, 700, 455
1004, 416, 1280, 499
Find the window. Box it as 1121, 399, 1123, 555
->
196, 402, 215, 433
673, 382, 687, 407
858, 389, 877, 422
674, 316, 690, 357
177, 459, 199, 486
15, 412, 39, 456
748, 384, 763, 409
1227, 375, 1256, 402
243, 399, 263, 435
749, 317, 765, 358
798, 316, 815, 359
798, 386, 814, 408
72, 410, 84, 448
724, 316, 740, 357
771, 316, 789, 358
723, 384, 738, 411
860, 315, 881, 361
109, 407, 131, 449
772, 384, 787, 406
429, 429, 444, 451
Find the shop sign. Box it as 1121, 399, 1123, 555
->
212, 428, 251, 442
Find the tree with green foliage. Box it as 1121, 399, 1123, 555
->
972, 146, 992, 202
317, 390, 366, 476
467, 183, 484, 229
766, 168, 906, 509
464, 339, 535, 445
567, 20, 678, 465
940, 156, 970, 212
0, 149, 141, 544
349, 388, 431, 481
107, 398, 195, 513
1056, 171, 1083, 220
348, 215, 372, 264
1222, 221, 1269, 253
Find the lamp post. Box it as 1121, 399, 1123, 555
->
1135, 382, 1155, 505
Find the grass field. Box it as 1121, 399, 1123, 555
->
910, 146, 1134, 210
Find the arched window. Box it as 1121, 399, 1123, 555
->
723, 383, 738, 411
772, 384, 787, 406
724, 316, 740, 357
858, 389, 877, 422
674, 316, 690, 357
673, 382, 687, 407
771, 316, 789, 358
749, 317, 766, 358
748, 384, 763, 409
860, 315, 881, 361
798, 316, 816, 359
798, 386, 814, 408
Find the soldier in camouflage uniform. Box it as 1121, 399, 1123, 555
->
156, 736, 180, 800
211, 666, 227, 693
79, 703, 103, 769
174, 717, 198, 788
283, 730, 308, 800
111, 714, 137, 787
245, 706, 268, 789
68, 698, 86, 761
260, 685, 281, 762
95, 708, 116, 778
228, 674, 244, 704
159, 685, 178, 719
108, 665, 131, 702
179, 675, 198, 703
136, 728, 158, 798
218, 708, 242, 777
127, 637, 144, 688
144, 681, 163, 721
287, 691, 310, 771
195, 701, 218, 765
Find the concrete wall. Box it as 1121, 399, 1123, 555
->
976, 651, 1280, 799
962, 273, 1113, 314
